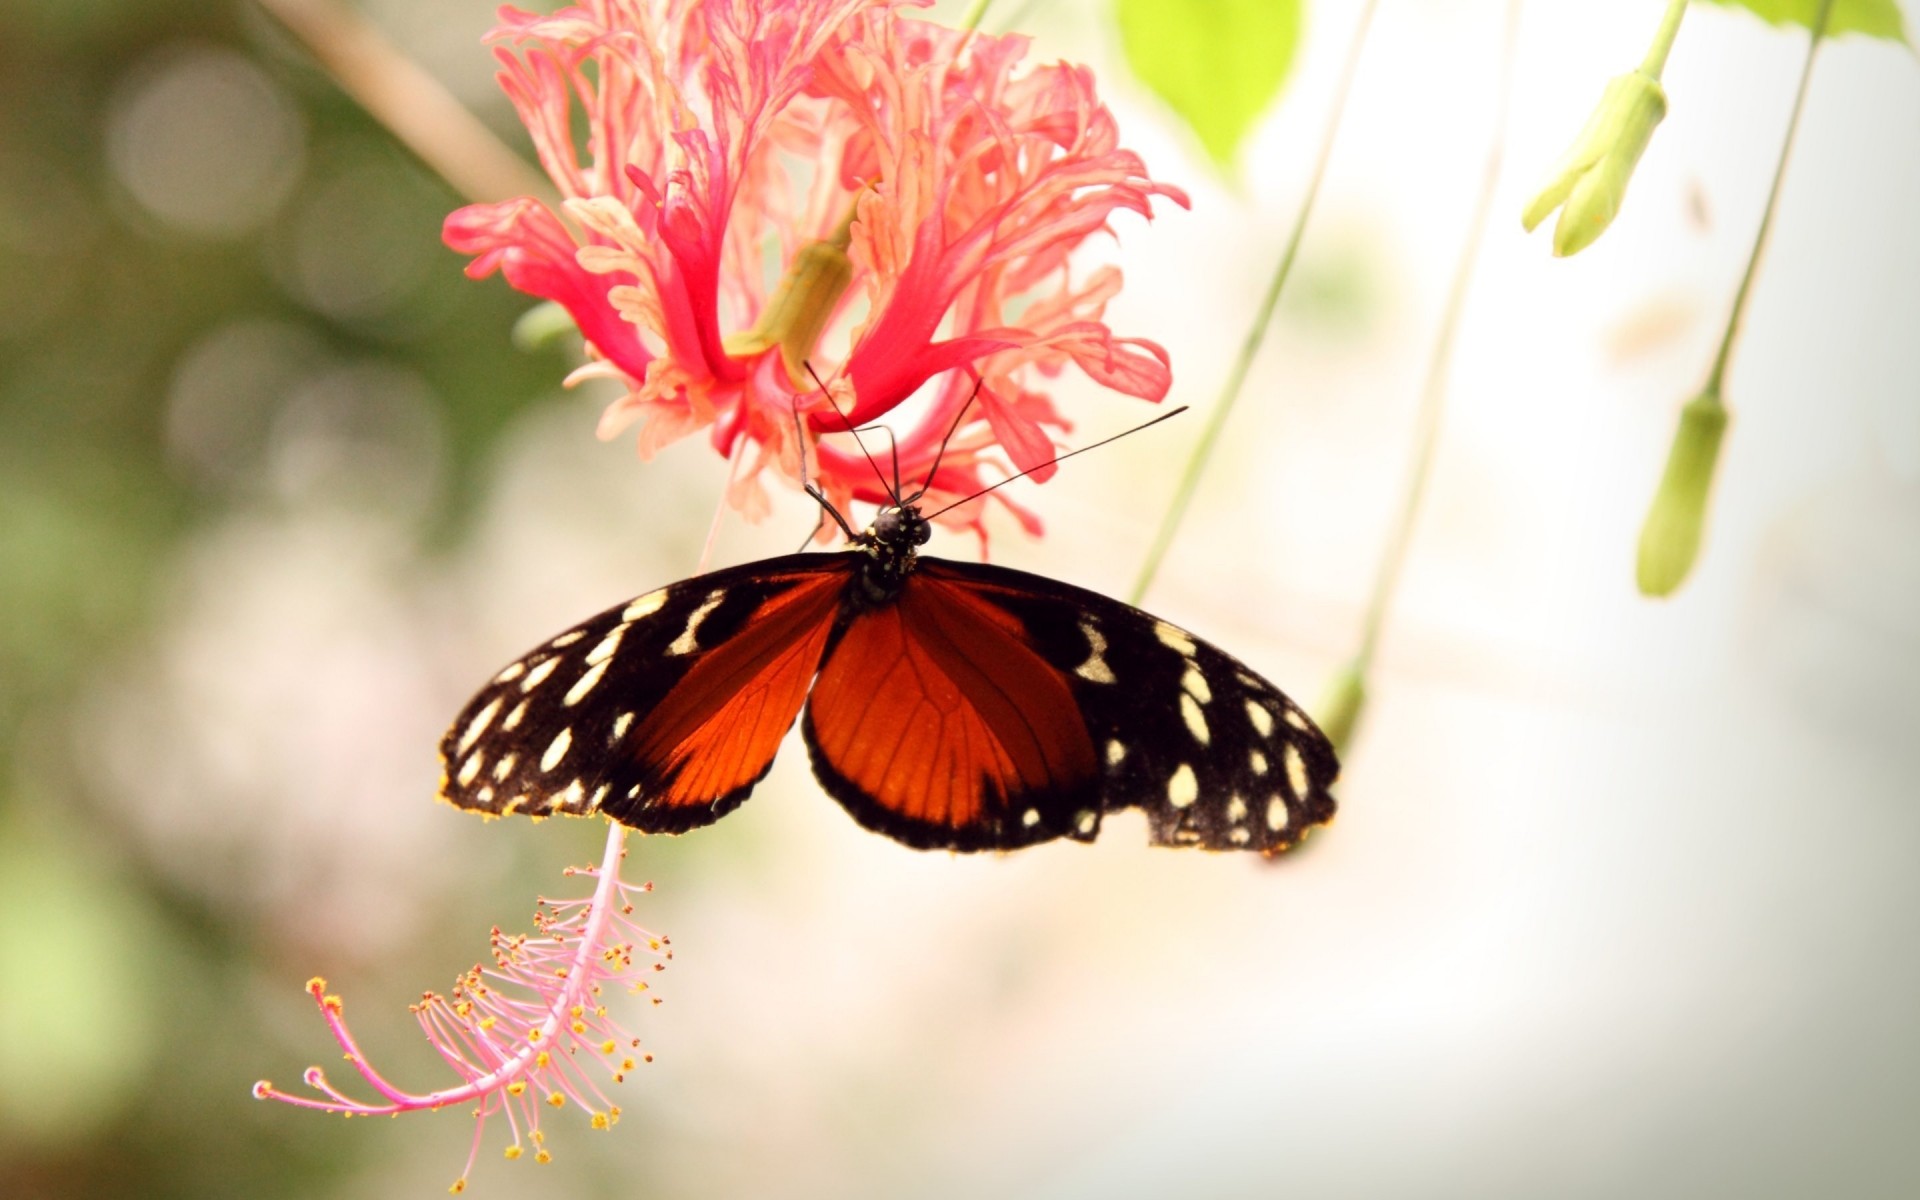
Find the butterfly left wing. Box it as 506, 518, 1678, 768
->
819, 558, 1339, 854
438, 554, 848, 832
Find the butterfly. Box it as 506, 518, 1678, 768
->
436, 492, 1340, 855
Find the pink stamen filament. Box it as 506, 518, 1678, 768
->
255, 821, 650, 1125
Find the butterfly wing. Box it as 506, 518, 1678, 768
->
801, 558, 1337, 854
438, 554, 850, 832
802, 566, 1103, 851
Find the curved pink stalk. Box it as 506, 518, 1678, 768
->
254, 822, 667, 1189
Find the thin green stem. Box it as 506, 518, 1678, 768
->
1353, 0, 1524, 679
1128, 0, 1383, 607
1705, 0, 1833, 392
1640, 0, 1691, 79
959, 0, 995, 32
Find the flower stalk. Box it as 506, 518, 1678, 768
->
1322, 0, 1523, 751
1635, 0, 1834, 597
1129, 0, 1384, 606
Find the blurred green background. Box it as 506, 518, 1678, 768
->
4, 1, 1919, 1198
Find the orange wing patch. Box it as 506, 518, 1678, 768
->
804, 572, 1099, 849
611, 567, 844, 820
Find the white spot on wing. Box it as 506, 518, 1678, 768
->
1285, 707, 1311, 731
1075, 810, 1097, 836
564, 660, 609, 706
520, 657, 560, 692
588, 783, 609, 811
456, 697, 502, 753
457, 751, 484, 787
493, 661, 526, 685
1106, 740, 1126, 767
1181, 665, 1211, 705
1167, 763, 1198, 808
1229, 827, 1251, 846
1246, 700, 1275, 737
503, 699, 529, 731
1285, 743, 1310, 798
1266, 796, 1289, 831
1226, 794, 1247, 824
1180, 693, 1210, 746
611, 712, 634, 744
587, 626, 626, 666
492, 752, 517, 782
622, 589, 668, 622
1022, 808, 1040, 827
541, 727, 572, 772
667, 590, 725, 656
557, 778, 586, 810
1074, 619, 1116, 684
1250, 748, 1268, 775
1154, 620, 1197, 657
550, 630, 585, 648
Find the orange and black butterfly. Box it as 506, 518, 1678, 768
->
437, 415, 1338, 854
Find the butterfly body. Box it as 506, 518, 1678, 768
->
439, 503, 1338, 855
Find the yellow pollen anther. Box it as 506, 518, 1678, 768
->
536, 1051, 551, 1068
535, 1150, 552, 1165
602, 1040, 618, 1055
547, 1091, 565, 1108
449, 1180, 467, 1194
504, 1145, 523, 1161
591, 1111, 609, 1130
507, 1082, 526, 1096
527, 1029, 542, 1043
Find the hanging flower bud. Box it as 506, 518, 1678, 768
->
1636, 387, 1728, 597
1521, 70, 1667, 257
1314, 662, 1368, 756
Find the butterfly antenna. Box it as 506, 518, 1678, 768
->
803, 361, 899, 505
903, 373, 984, 505
922, 406, 1190, 521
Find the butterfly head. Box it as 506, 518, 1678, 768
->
849, 502, 931, 605
866, 503, 932, 550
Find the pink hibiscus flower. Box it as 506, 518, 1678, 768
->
445, 0, 1187, 537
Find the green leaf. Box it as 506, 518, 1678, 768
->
1698, 0, 1912, 46
1114, 0, 1303, 170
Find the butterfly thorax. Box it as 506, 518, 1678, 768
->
848, 503, 932, 608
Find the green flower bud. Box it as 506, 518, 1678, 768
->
511, 300, 578, 351
723, 207, 857, 383
1314, 662, 1368, 756
1522, 70, 1667, 257
1636, 388, 1728, 597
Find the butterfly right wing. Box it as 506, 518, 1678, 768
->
438, 554, 851, 833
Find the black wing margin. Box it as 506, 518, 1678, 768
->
915, 559, 1339, 854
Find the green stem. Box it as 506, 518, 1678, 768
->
1704, 0, 1832, 392
1128, 0, 1383, 607
959, 0, 995, 32
1353, 0, 1524, 679
1639, 0, 1691, 79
